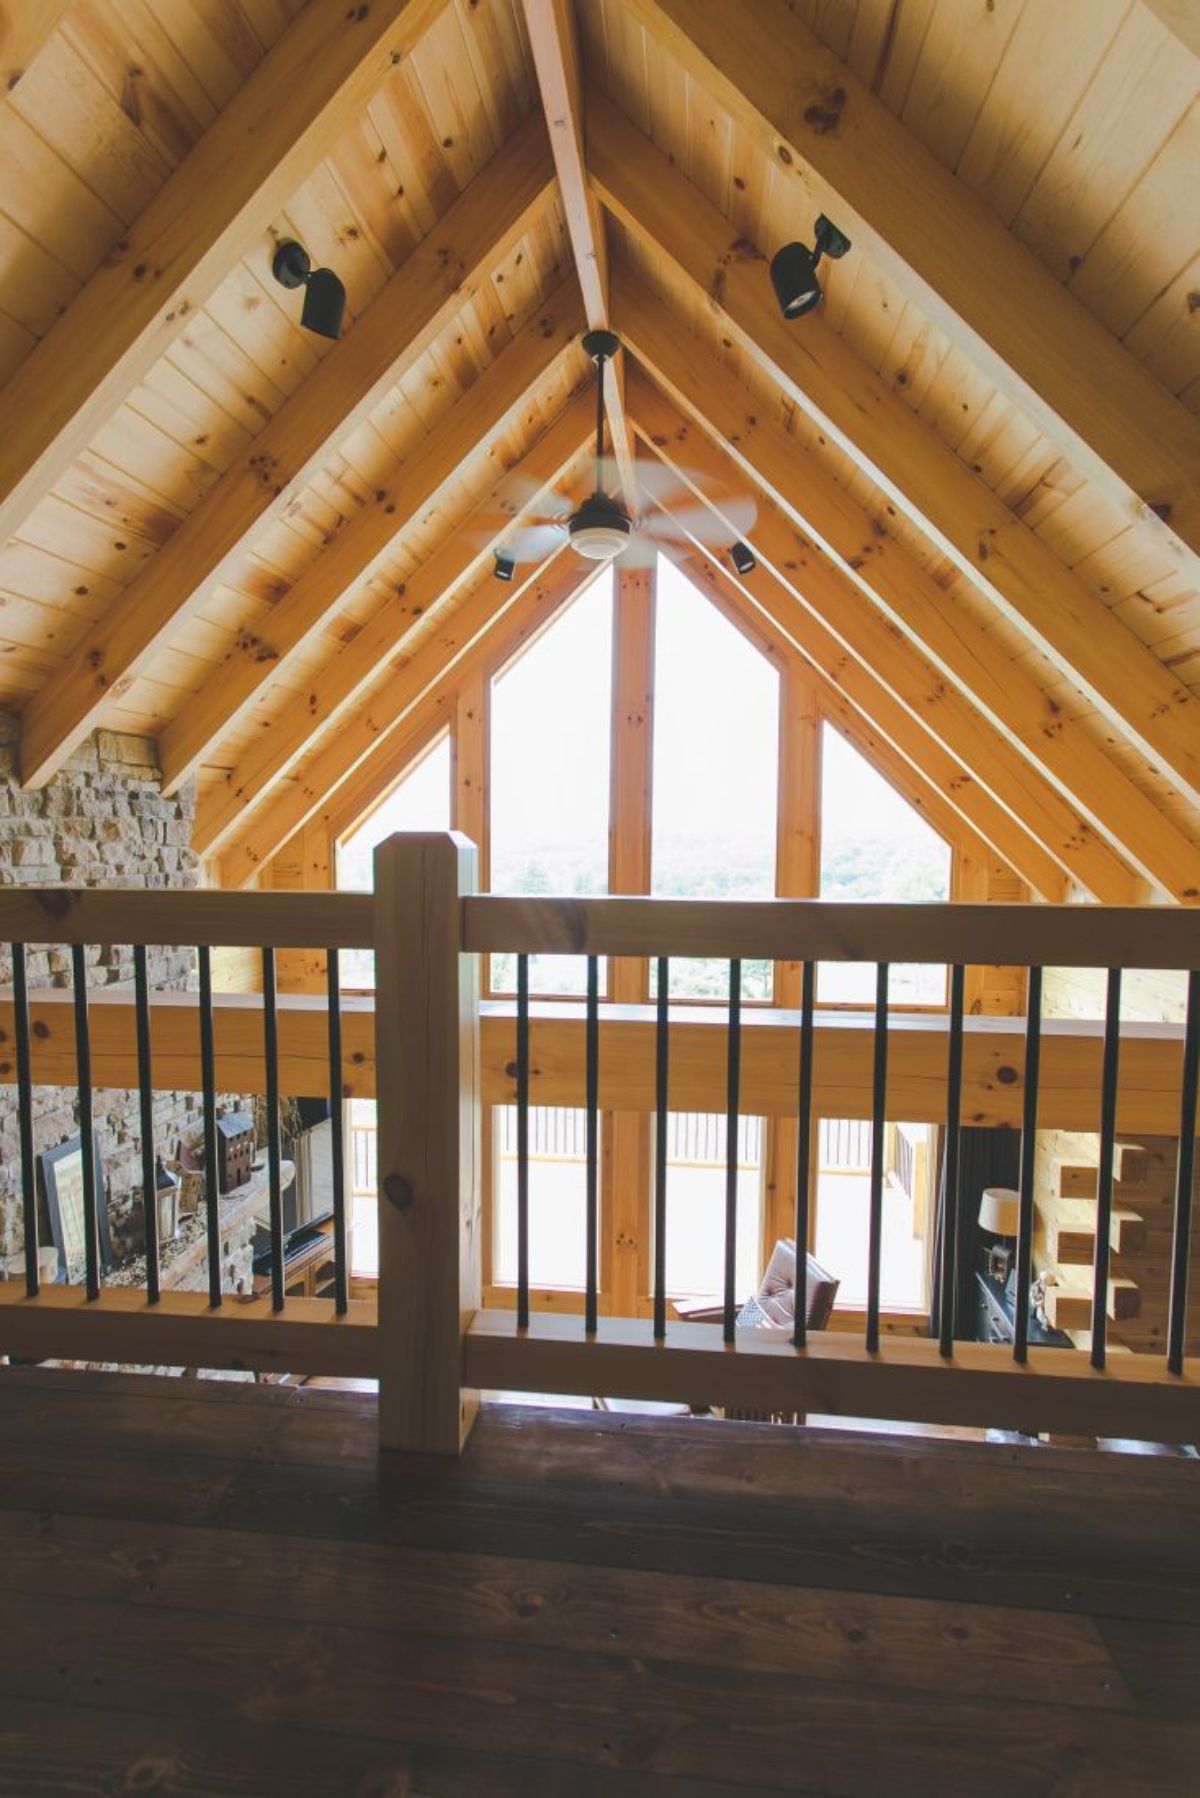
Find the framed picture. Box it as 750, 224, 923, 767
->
39, 1135, 112, 1281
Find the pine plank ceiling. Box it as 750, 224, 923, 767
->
0, 0, 1196, 901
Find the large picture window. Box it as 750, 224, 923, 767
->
490, 571, 614, 995
818, 724, 951, 1005
335, 733, 452, 988
336, 734, 453, 1278
651, 558, 779, 1001
492, 1105, 588, 1289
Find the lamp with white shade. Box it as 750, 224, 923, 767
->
979, 1185, 1020, 1283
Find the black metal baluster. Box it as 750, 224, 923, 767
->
71, 943, 100, 1300
939, 964, 965, 1359
1091, 967, 1123, 1372
1013, 965, 1043, 1363
865, 962, 889, 1353
793, 960, 815, 1350
133, 945, 160, 1305
262, 946, 284, 1313
1167, 969, 1200, 1377
653, 956, 669, 1340
12, 944, 39, 1297
723, 960, 743, 1344
584, 954, 599, 1336
516, 952, 530, 1329
327, 947, 348, 1316
197, 945, 222, 1309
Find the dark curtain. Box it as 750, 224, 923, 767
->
930, 1126, 1021, 1341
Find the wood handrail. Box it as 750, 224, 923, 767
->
1, 886, 1195, 965
0, 989, 1190, 1133
0, 1286, 378, 1376
462, 894, 1200, 968
0, 888, 374, 948
464, 1311, 1200, 1441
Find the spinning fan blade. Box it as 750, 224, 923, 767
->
595, 456, 757, 522
504, 523, 567, 564
498, 469, 578, 520
593, 456, 687, 503
642, 494, 758, 544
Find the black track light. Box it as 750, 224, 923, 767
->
493, 550, 516, 582
271, 240, 346, 341
730, 541, 757, 575
769, 214, 852, 319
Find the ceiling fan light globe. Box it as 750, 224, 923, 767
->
568, 496, 633, 560
570, 522, 630, 559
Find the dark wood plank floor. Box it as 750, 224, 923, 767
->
0, 1369, 1197, 1796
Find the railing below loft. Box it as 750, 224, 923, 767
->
0, 888, 376, 1378
378, 833, 1200, 1454
0, 838, 1198, 1454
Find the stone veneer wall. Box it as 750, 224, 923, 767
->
0, 709, 254, 1294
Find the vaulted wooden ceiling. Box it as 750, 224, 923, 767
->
0, 0, 1198, 903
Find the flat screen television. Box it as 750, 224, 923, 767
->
251, 1103, 336, 1271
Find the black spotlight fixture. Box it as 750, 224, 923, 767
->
730, 541, 757, 575
493, 550, 516, 583
769, 214, 852, 319
271, 239, 346, 341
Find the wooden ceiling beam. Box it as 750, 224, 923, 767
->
0, 0, 444, 544
0, 2, 73, 102
620, 0, 1200, 586
1136, 2, 1200, 62
645, 477, 1073, 901
193, 405, 594, 857
17, 107, 556, 792
661, 538, 1018, 887
215, 546, 598, 887
619, 298, 1200, 903
160, 286, 584, 799
589, 90, 1200, 811
644, 446, 1134, 902
317, 556, 608, 857
520, 0, 636, 510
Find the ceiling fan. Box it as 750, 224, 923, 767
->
492, 330, 756, 569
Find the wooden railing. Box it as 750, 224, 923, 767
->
2, 834, 1199, 1456
0, 889, 377, 1379
376, 833, 1200, 1453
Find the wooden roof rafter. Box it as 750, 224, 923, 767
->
215, 533, 605, 888
0, 3, 74, 104
618, 301, 1200, 903
1142, 2, 1200, 59
619, 0, 1200, 589
657, 535, 1021, 891
521, 0, 636, 509
639, 474, 1071, 902
0, 0, 447, 548
326, 554, 612, 858
17, 105, 562, 792
157, 281, 586, 797
587, 88, 1200, 812
194, 394, 596, 861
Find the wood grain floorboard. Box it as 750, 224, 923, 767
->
0, 1509, 1133, 1708
0, 1370, 1195, 1796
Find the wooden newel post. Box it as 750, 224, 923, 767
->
374, 831, 481, 1454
